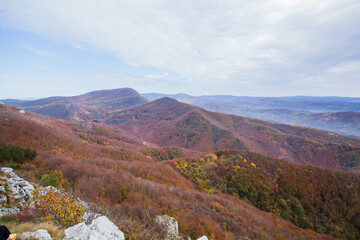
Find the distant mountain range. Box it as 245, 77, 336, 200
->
2, 88, 359, 171
143, 93, 360, 137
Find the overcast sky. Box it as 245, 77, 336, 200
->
0, 0, 359, 99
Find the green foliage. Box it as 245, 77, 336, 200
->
141, 147, 185, 161
41, 172, 61, 188
175, 150, 360, 240
0, 145, 37, 164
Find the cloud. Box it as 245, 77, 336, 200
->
35, 64, 49, 69
0, 0, 359, 95
21, 44, 55, 57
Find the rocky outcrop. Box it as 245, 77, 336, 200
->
0, 167, 34, 217
1, 167, 34, 206
20, 229, 52, 240
64, 215, 125, 240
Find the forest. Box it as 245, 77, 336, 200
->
174, 150, 360, 239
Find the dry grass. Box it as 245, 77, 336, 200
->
0, 220, 64, 240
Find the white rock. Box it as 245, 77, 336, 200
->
0, 185, 6, 191
0, 207, 20, 217
155, 215, 179, 238
1, 167, 14, 173
20, 229, 52, 240
7, 177, 35, 205
0, 167, 35, 205
197, 236, 209, 240
0, 196, 7, 205
88, 216, 125, 240
82, 211, 101, 224
19, 109, 25, 114
65, 216, 124, 240
65, 222, 103, 240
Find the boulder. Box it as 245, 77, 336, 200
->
88, 216, 125, 240
155, 215, 179, 238
0, 207, 20, 217
65, 216, 124, 240
197, 236, 209, 240
20, 229, 52, 240
65, 222, 103, 240
0, 186, 6, 191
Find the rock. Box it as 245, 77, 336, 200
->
88, 216, 125, 240
7, 176, 35, 205
0, 196, 7, 205
65, 222, 103, 240
65, 216, 125, 240
197, 236, 209, 240
1, 167, 17, 178
1, 167, 35, 205
155, 215, 179, 238
0, 186, 6, 191
82, 211, 101, 224
0, 207, 20, 217
19, 109, 25, 114
20, 229, 52, 240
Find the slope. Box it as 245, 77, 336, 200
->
143, 93, 360, 137
13, 88, 148, 121
0, 100, 336, 240
105, 97, 360, 171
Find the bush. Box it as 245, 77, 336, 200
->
31, 188, 84, 228
41, 172, 61, 188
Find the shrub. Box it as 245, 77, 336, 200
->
41, 172, 61, 188
31, 188, 84, 228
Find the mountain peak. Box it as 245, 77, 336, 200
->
73, 88, 142, 102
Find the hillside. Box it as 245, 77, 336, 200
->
174, 150, 360, 239
104, 97, 360, 171
143, 93, 360, 137
0, 102, 339, 240
12, 88, 148, 121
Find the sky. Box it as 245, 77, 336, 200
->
0, 0, 360, 99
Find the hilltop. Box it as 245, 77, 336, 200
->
104, 97, 360, 171
11, 88, 148, 121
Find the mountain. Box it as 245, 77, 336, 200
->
12, 88, 148, 121
104, 97, 360, 171
0, 100, 339, 240
142, 93, 360, 137
247, 109, 360, 137
0, 99, 27, 105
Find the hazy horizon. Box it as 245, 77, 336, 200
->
2, 87, 360, 101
